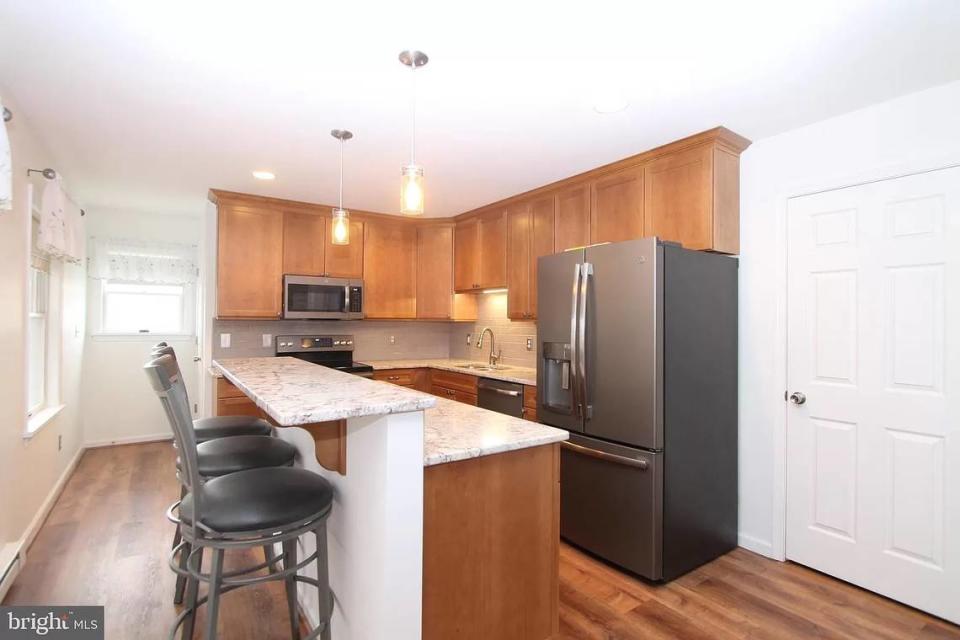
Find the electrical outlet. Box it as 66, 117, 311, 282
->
526, 338, 533, 351
220, 333, 231, 349
389, 335, 396, 345
466, 333, 472, 345
262, 334, 273, 348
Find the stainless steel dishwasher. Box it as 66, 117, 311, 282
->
477, 377, 524, 417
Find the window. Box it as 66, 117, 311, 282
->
27, 265, 49, 415
100, 281, 189, 334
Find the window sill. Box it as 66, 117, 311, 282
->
91, 333, 194, 342
25, 404, 65, 439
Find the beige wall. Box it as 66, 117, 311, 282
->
448, 293, 537, 368
0, 92, 85, 547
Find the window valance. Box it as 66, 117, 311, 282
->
88, 236, 198, 284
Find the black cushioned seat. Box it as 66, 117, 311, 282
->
195, 436, 297, 476
193, 416, 273, 443
180, 467, 334, 532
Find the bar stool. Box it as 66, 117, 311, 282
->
145, 354, 334, 640
151, 345, 298, 604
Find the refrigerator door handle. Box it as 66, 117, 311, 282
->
561, 440, 648, 469
570, 263, 582, 418
579, 262, 593, 420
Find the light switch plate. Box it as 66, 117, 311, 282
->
220, 333, 231, 349
526, 338, 533, 351
262, 334, 273, 348
389, 335, 396, 345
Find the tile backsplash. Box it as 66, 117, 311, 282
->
448, 293, 537, 369
212, 292, 538, 369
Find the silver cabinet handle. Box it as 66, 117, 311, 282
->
789, 391, 806, 405
561, 441, 649, 470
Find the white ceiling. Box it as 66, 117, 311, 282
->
2, 0, 959, 218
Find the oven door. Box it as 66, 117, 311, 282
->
283, 275, 363, 319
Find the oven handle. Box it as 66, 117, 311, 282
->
561, 441, 649, 470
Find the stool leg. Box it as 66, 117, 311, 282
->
182, 547, 202, 640
282, 538, 300, 640
263, 544, 278, 574
174, 538, 191, 604
205, 548, 225, 640
315, 523, 331, 640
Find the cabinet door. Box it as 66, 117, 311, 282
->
643, 144, 713, 250
590, 166, 644, 244
324, 218, 364, 277
478, 210, 507, 289
363, 221, 417, 318
218, 203, 284, 318
282, 211, 326, 276
454, 219, 480, 291
555, 185, 590, 251
506, 202, 532, 319
418, 225, 455, 319
529, 195, 555, 319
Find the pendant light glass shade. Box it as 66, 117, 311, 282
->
330, 129, 353, 245
331, 208, 350, 245
399, 50, 428, 216
400, 164, 424, 215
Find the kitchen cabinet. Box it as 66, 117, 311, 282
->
454, 209, 507, 292
216, 378, 266, 418
522, 385, 538, 423
283, 212, 364, 278
430, 369, 478, 406
590, 165, 644, 245
418, 224, 477, 321
507, 196, 555, 320
373, 368, 430, 392
554, 184, 591, 251
644, 143, 741, 253
217, 202, 284, 318
363, 220, 417, 319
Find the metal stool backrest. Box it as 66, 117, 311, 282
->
143, 354, 203, 535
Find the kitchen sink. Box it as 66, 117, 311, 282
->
454, 363, 511, 371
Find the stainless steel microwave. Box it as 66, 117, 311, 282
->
282, 275, 364, 320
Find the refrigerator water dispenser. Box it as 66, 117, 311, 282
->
541, 341, 573, 414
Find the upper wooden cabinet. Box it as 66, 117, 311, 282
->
218, 202, 284, 318
554, 185, 591, 251
506, 196, 555, 320
417, 224, 477, 321
644, 143, 740, 253
454, 209, 507, 291
363, 220, 417, 319
590, 165, 644, 245
282, 212, 363, 278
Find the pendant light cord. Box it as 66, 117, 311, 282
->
338, 137, 344, 208
410, 63, 417, 165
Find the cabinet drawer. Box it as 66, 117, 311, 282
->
217, 378, 245, 399
216, 395, 262, 418
432, 385, 478, 406
373, 369, 418, 386
430, 369, 477, 394
523, 385, 537, 410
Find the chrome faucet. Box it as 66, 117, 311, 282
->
475, 327, 501, 366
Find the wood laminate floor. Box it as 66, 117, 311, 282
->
5, 442, 959, 639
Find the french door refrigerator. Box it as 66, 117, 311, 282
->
537, 237, 738, 581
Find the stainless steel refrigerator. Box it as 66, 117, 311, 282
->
537, 237, 738, 581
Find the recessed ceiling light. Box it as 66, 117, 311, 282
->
252, 170, 275, 180
593, 91, 629, 114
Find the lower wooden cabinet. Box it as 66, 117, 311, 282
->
432, 385, 478, 406
430, 369, 479, 406
522, 385, 538, 422
373, 368, 430, 392
216, 378, 266, 418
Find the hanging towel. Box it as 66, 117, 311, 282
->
0, 94, 11, 211
37, 175, 68, 257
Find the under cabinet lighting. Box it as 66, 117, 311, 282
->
252, 170, 275, 180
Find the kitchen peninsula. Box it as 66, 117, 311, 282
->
213, 356, 567, 640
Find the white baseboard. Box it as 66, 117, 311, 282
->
738, 532, 778, 559
84, 433, 172, 449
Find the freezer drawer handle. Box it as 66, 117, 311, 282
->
477, 383, 520, 397
561, 441, 649, 470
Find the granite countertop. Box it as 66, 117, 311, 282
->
364, 359, 537, 386
423, 397, 567, 466
213, 357, 437, 425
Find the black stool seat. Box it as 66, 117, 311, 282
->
193, 416, 272, 443
181, 467, 334, 532
194, 436, 297, 476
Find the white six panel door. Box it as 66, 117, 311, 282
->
786, 167, 959, 623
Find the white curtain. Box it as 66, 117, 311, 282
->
37, 176, 85, 263
88, 236, 198, 284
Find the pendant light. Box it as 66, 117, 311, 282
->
330, 129, 353, 245
399, 50, 428, 215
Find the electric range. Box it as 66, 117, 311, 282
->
275, 335, 374, 377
